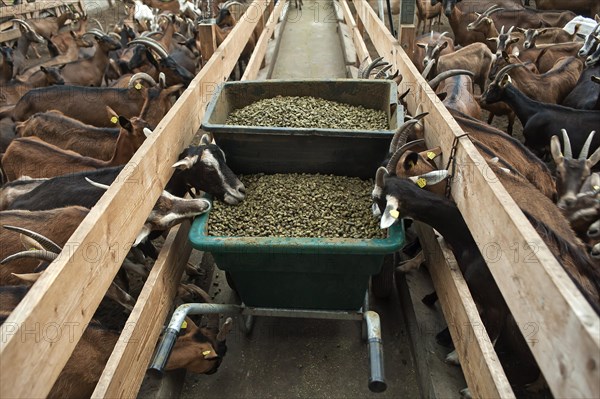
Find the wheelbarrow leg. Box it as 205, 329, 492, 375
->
364, 310, 387, 393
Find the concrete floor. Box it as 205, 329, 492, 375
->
271, 0, 347, 79
180, 266, 421, 399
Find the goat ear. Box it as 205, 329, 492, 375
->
587, 145, 600, 169
409, 170, 449, 187
381, 196, 400, 229
509, 37, 520, 44
487, 37, 498, 43
436, 92, 448, 101
40, 66, 47, 72
133, 224, 152, 247
576, 33, 586, 39
550, 135, 564, 164
516, 27, 526, 33
163, 84, 184, 97
118, 116, 132, 131
11, 272, 42, 283
402, 152, 420, 171
416, 43, 426, 48
172, 155, 199, 170
439, 41, 449, 50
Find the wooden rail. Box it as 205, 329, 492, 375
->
351, 0, 600, 397
0, 0, 85, 43
0, 0, 269, 397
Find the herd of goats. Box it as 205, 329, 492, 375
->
0, 0, 599, 396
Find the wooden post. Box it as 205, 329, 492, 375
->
398, 0, 416, 55
197, 23, 217, 66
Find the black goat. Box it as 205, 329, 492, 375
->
7, 138, 245, 211
480, 72, 600, 159
562, 64, 600, 110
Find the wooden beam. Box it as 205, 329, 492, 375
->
92, 221, 192, 398
241, 0, 286, 80
351, 0, 600, 397
0, 1, 268, 397
339, 0, 370, 65
414, 223, 515, 398
0, 0, 80, 18
0, 28, 21, 43
197, 23, 217, 66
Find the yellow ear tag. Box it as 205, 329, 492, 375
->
594, 185, 599, 191
110, 116, 118, 124
202, 350, 212, 357
135, 82, 142, 90
389, 210, 399, 219
416, 178, 427, 188
427, 151, 436, 160
181, 320, 187, 329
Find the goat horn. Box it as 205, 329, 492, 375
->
500, 25, 505, 35
91, 18, 104, 32
507, 26, 514, 35
428, 69, 474, 90
421, 58, 436, 79
374, 64, 393, 79
128, 38, 169, 59
561, 129, 573, 159
398, 88, 410, 101
357, 56, 370, 79
2, 225, 62, 253
494, 62, 526, 82
108, 32, 121, 40
85, 177, 111, 190
579, 130, 596, 160
21, 234, 45, 251
83, 29, 106, 39
223, 1, 244, 9
217, 317, 234, 341
375, 166, 388, 189
159, 72, 166, 88
487, 6, 505, 16
386, 139, 426, 172
389, 117, 426, 153
11, 19, 45, 42
363, 56, 386, 78
128, 72, 158, 89
438, 31, 449, 39
1, 249, 58, 265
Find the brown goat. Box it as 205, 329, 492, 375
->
0, 286, 233, 399
0, 206, 89, 285
412, 31, 455, 73
2, 117, 149, 181
13, 73, 182, 127
535, 42, 584, 73
518, 25, 581, 51
416, 0, 442, 34
498, 56, 583, 106
16, 110, 150, 161
58, 33, 122, 86
0, 66, 64, 106
430, 71, 482, 119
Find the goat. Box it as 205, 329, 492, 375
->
2, 116, 150, 181
465, 5, 506, 54
586, 40, 600, 68
534, 0, 600, 16
142, 0, 181, 13
127, 37, 195, 86
9, 20, 47, 76
450, 108, 557, 200
535, 42, 585, 73
55, 31, 121, 86
13, 73, 181, 127
551, 130, 600, 209
15, 110, 150, 161
412, 31, 455, 73
0, 207, 89, 285
480, 71, 600, 159
563, 64, 600, 110
431, 0, 485, 46
422, 42, 494, 93
0, 66, 64, 106
0, 116, 16, 153
494, 57, 583, 105
23, 12, 78, 42
214, 3, 257, 75
429, 70, 482, 118
0, 177, 47, 210
416, 0, 442, 34
577, 20, 599, 58
518, 25, 582, 51
7, 136, 246, 211
0, 284, 233, 399
486, 25, 522, 59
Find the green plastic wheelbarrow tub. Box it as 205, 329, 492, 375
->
189, 212, 404, 310
190, 79, 406, 310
